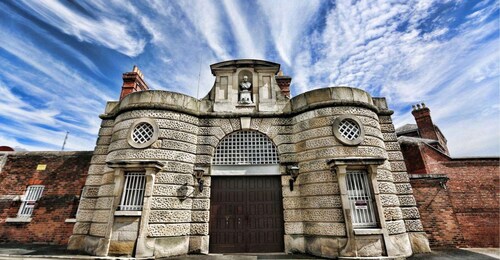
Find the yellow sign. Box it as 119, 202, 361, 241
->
36, 164, 47, 171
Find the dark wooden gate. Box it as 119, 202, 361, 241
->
209, 176, 284, 253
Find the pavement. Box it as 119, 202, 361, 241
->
0, 244, 498, 260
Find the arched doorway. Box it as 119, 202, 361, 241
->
209, 131, 284, 253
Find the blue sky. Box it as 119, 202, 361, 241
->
0, 0, 498, 157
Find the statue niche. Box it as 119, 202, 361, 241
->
238, 73, 253, 104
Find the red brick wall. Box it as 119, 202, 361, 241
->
411, 178, 465, 248
406, 143, 500, 248
0, 151, 92, 245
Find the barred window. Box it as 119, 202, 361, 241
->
346, 170, 377, 228
119, 172, 146, 211
338, 119, 361, 140
333, 115, 365, 146
127, 118, 159, 149
18, 185, 44, 218
213, 131, 279, 165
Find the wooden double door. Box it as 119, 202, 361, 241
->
209, 176, 284, 253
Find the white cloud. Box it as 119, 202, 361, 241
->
20, 0, 146, 57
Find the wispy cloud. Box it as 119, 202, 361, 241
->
19, 0, 146, 57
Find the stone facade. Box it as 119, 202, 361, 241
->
68, 60, 429, 258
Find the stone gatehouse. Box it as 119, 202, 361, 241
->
68, 59, 430, 258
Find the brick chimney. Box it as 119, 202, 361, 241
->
412, 103, 449, 154
120, 65, 149, 100
412, 103, 438, 140
275, 70, 292, 98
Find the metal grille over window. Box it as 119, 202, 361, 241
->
120, 172, 146, 211
18, 185, 44, 218
213, 131, 279, 165
132, 122, 154, 144
346, 170, 377, 227
338, 119, 361, 140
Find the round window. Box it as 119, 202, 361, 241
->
127, 119, 159, 148
333, 115, 365, 146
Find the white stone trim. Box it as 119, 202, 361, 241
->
211, 165, 280, 176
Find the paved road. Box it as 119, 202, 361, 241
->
0, 244, 498, 259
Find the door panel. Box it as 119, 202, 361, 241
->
209, 176, 284, 253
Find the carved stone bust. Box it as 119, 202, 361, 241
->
239, 75, 252, 104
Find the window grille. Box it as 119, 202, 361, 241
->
119, 172, 146, 211
17, 185, 44, 218
346, 170, 377, 227
338, 119, 361, 141
132, 122, 154, 144
213, 131, 279, 165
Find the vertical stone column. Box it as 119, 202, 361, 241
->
379, 114, 430, 253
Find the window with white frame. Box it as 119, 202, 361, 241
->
18, 185, 44, 218
119, 172, 146, 211
346, 170, 377, 228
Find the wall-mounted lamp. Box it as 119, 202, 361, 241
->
287, 165, 300, 191
193, 167, 205, 192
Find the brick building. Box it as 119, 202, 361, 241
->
397, 104, 500, 248
0, 151, 92, 245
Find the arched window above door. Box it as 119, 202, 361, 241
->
213, 131, 279, 165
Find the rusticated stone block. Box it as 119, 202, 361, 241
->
398, 195, 417, 206
159, 129, 197, 144
161, 140, 197, 154
148, 224, 190, 237
376, 169, 394, 182
387, 151, 404, 161
382, 133, 398, 142
96, 136, 111, 145
151, 197, 192, 210
162, 162, 193, 174
89, 223, 108, 237
85, 175, 103, 186
149, 210, 191, 223
392, 172, 410, 183
390, 161, 407, 172
198, 127, 225, 140
156, 172, 194, 185
90, 155, 107, 164
78, 198, 97, 210
154, 184, 193, 197
294, 171, 334, 185
92, 210, 111, 223
386, 220, 406, 235
107, 149, 196, 163
405, 220, 424, 232
157, 120, 198, 134
380, 194, 400, 207
303, 209, 344, 222
378, 116, 392, 124
289, 183, 339, 197
395, 183, 413, 194
192, 199, 210, 210
190, 223, 209, 235
101, 119, 115, 127
197, 135, 219, 147
379, 124, 395, 133
191, 211, 209, 222
95, 197, 114, 210
298, 160, 330, 174
304, 222, 346, 236
98, 127, 113, 136
401, 207, 420, 219
383, 207, 403, 221
378, 182, 397, 194
73, 222, 91, 235
75, 210, 94, 222
285, 222, 304, 234
97, 184, 115, 197
384, 142, 401, 151
273, 134, 293, 145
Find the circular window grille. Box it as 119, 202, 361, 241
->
333, 115, 365, 146
132, 122, 154, 144
338, 119, 361, 140
127, 119, 159, 149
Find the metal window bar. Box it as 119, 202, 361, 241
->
213, 131, 279, 165
120, 172, 146, 211
346, 170, 377, 227
17, 185, 44, 218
